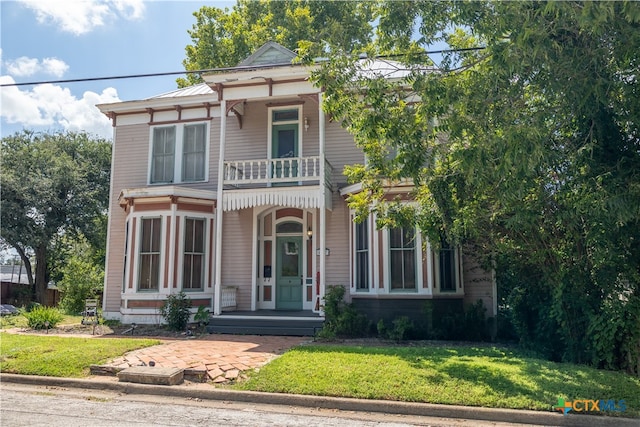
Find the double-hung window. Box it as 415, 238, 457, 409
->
151, 127, 175, 184
389, 226, 416, 291
150, 123, 207, 184
183, 218, 205, 291
182, 124, 206, 182
138, 217, 161, 291
355, 218, 369, 291
439, 239, 457, 292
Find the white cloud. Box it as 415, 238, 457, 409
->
20, 0, 145, 35
1, 75, 120, 139
4, 56, 69, 78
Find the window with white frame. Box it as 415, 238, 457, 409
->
150, 123, 208, 184
138, 217, 161, 291
389, 226, 416, 291
183, 218, 205, 291
355, 218, 369, 291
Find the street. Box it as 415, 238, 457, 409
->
0, 382, 544, 427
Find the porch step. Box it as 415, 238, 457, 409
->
206, 317, 324, 336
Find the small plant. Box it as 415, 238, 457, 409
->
194, 305, 210, 327
317, 285, 368, 339
377, 316, 415, 341
21, 306, 64, 330
160, 291, 192, 331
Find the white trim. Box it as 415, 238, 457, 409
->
119, 186, 216, 202
251, 213, 258, 311
223, 187, 324, 211
167, 202, 177, 291
214, 100, 227, 315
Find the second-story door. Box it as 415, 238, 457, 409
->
272, 123, 298, 181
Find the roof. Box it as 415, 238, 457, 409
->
146, 82, 214, 100
238, 41, 297, 67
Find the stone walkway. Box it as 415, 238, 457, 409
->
101, 334, 308, 383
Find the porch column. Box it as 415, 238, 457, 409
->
214, 100, 227, 315
318, 92, 326, 314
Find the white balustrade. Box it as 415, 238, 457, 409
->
223, 156, 330, 186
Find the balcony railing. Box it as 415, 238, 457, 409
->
223, 156, 332, 188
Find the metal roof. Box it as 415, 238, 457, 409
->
146, 82, 214, 100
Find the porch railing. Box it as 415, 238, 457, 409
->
223, 156, 332, 187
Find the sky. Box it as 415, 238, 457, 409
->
0, 0, 234, 140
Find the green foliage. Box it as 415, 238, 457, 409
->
433, 300, 490, 342
317, 285, 368, 339
378, 316, 415, 342
21, 306, 64, 330
317, 1, 640, 374
178, 0, 376, 86
160, 292, 192, 331
57, 236, 104, 315
0, 130, 111, 304
194, 305, 210, 326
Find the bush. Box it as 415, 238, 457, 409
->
22, 306, 64, 330
160, 292, 192, 331
378, 316, 415, 341
317, 285, 368, 339
194, 305, 210, 328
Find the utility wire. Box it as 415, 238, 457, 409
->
0, 46, 486, 88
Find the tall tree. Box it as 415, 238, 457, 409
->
1, 131, 111, 304
178, 0, 376, 87
316, 1, 640, 373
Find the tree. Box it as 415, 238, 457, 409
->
178, 0, 376, 87
57, 235, 104, 315
315, 1, 640, 373
1, 130, 111, 305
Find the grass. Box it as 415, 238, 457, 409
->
0, 333, 160, 377
236, 344, 640, 417
0, 313, 84, 329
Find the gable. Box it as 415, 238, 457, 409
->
239, 41, 297, 67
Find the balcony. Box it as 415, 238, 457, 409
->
223, 156, 332, 188
221, 156, 334, 211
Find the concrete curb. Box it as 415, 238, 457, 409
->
1, 374, 637, 426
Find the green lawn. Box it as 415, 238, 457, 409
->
236, 344, 640, 417
0, 333, 160, 377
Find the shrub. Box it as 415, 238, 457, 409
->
22, 306, 64, 330
377, 316, 416, 341
160, 292, 192, 331
194, 305, 210, 328
317, 285, 368, 339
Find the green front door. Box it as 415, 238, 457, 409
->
272, 123, 299, 180
276, 236, 303, 310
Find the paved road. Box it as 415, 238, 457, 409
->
0, 383, 543, 427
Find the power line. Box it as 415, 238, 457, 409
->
0, 46, 486, 88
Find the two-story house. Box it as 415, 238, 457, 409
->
97, 42, 496, 334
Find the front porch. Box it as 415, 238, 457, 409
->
207, 310, 324, 336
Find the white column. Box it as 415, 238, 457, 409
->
167, 200, 178, 294
318, 92, 326, 314
214, 100, 227, 315
250, 209, 257, 311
